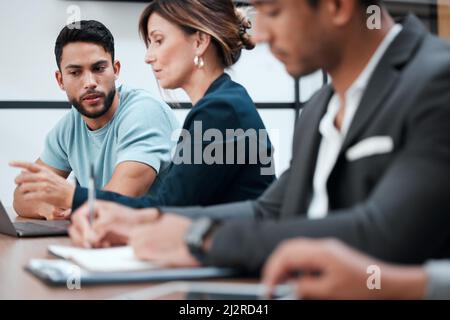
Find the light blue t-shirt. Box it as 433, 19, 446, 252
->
40, 84, 179, 194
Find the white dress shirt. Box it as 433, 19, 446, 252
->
307, 24, 403, 219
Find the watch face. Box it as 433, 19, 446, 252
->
187, 234, 202, 247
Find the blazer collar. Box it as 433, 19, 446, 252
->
340, 14, 427, 152
204, 73, 230, 96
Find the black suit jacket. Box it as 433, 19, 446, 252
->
167, 15, 450, 273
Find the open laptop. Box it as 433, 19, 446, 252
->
0, 200, 69, 237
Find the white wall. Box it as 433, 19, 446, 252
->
0, 0, 308, 102
0, 0, 324, 206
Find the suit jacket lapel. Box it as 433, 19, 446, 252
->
340, 64, 399, 152
341, 14, 426, 153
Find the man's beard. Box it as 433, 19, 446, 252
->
71, 87, 116, 119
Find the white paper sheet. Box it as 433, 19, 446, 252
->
48, 245, 157, 272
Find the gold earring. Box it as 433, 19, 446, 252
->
194, 55, 205, 68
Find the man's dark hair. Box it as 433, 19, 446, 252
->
54, 20, 115, 70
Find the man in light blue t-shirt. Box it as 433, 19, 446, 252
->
11, 20, 179, 220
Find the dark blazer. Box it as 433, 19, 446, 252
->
71, 73, 275, 210
168, 15, 450, 273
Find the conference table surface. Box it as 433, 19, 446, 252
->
0, 207, 250, 300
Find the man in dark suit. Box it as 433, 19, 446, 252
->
71, 0, 450, 273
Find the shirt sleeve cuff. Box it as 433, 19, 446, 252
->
71, 185, 88, 212
424, 260, 450, 300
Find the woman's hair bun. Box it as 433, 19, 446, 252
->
235, 8, 255, 50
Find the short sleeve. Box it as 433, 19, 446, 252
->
115, 93, 179, 173
40, 112, 72, 172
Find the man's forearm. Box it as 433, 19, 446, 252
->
103, 180, 150, 198
202, 203, 448, 273
381, 264, 427, 299
160, 201, 256, 220
71, 185, 154, 211
103, 166, 157, 198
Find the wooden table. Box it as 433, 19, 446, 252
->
0, 234, 172, 299
0, 208, 205, 299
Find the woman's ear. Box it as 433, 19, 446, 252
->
193, 31, 212, 56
